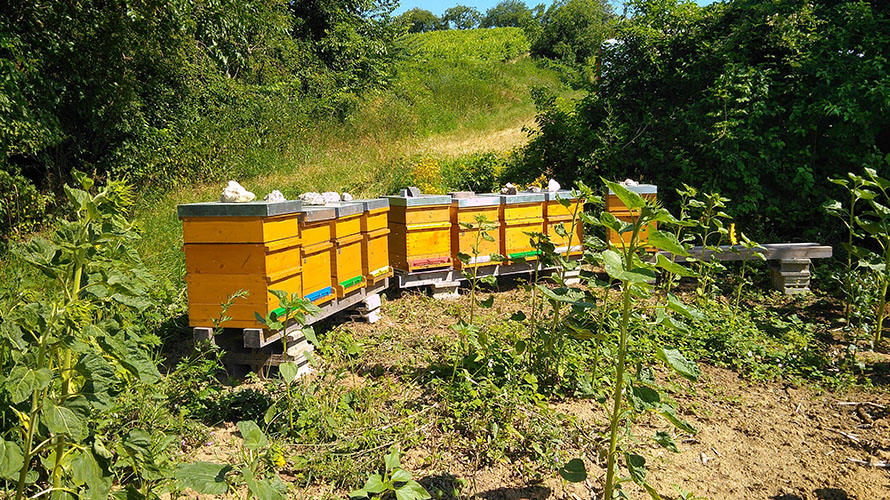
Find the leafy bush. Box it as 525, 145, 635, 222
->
519, 0, 890, 241
441, 152, 510, 193
0, 0, 402, 236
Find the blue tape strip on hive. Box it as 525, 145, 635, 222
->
177, 200, 303, 218
300, 206, 337, 222
353, 198, 390, 212
385, 194, 452, 207
305, 287, 332, 302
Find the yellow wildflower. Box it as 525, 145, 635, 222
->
729, 223, 738, 245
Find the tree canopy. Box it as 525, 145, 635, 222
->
443, 5, 483, 30
519, 0, 890, 239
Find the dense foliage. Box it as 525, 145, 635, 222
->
518, 0, 890, 241
0, 0, 401, 236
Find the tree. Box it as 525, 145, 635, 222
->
398, 7, 444, 32
442, 5, 482, 30
531, 0, 612, 66
518, 0, 890, 240
481, 0, 533, 28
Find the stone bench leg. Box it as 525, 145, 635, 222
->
770, 258, 811, 294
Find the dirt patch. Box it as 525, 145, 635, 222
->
549, 365, 890, 500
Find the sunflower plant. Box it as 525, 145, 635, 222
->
558, 179, 700, 499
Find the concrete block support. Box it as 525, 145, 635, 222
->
431, 281, 461, 300
770, 258, 812, 294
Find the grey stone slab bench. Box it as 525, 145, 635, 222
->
657, 243, 833, 294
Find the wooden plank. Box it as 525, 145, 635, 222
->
658, 243, 832, 263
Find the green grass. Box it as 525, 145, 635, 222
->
130, 28, 566, 285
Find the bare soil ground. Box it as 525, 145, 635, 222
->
186, 285, 890, 500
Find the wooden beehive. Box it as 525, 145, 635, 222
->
387, 194, 453, 272
329, 202, 366, 298
605, 184, 657, 250
499, 192, 545, 262
450, 195, 501, 270
179, 200, 303, 329
299, 206, 336, 305
543, 190, 585, 256
357, 198, 393, 285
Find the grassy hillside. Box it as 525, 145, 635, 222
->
131, 27, 566, 283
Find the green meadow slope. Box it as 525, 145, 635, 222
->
133, 27, 568, 283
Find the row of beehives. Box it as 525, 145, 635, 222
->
177, 185, 656, 330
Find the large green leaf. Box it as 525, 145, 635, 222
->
655, 254, 695, 277
653, 431, 678, 453
76, 353, 118, 409
279, 362, 299, 384
395, 480, 431, 500
656, 347, 700, 381
658, 405, 697, 434
0, 439, 24, 480
71, 449, 112, 500
362, 473, 386, 494
625, 453, 647, 485
602, 250, 656, 283
558, 458, 587, 482
604, 179, 646, 210
237, 420, 268, 451
174, 462, 232, 494
629, 384, 661, 412
44, 401, 87, 440
248, 476, 287, 500
648, 230, 690, 257
5, 366, 52, 404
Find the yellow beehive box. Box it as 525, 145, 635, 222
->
299, 207, 337, 305
543, 191, 584, 256
183, 236, 302, 276
329, 202, 366, 297
363, 228, 392, 284
360, 202, 390, 233
499, 192, 545, 262
356, 199, 392, 284
604, 184, 657, 251
186, 270, 302, 329
177, 200, 304, 330
386, 194, 453, 272
450, 195, 501, 270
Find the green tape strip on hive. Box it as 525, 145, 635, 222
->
340, 275, 364, 288
508, 250, 541, 259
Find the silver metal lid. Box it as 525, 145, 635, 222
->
500, 192, 546, 204
177, 200, 303, 218
300, 206, 336, 222
451, 195, 501, 208
326, 201, 363, 218
385, 194, 452, 207
608, 184, 657, 195
543, 190, 579, 201
352, 198, 390, 212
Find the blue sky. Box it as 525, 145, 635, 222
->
394, 0, 717, 16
